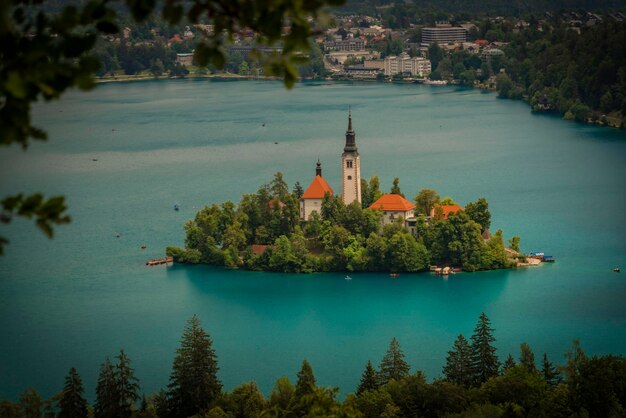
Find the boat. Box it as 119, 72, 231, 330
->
614, 267, 621, 273
174, 204, 179, 211
345, 276, 352, 280
543, 256, 555, 262
389, 273, 399, 278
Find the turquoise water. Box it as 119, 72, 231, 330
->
0, 80, 625, 401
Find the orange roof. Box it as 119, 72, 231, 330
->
301, 175, 333, 199
432, 204, 463, 219
369, 194, 416, 212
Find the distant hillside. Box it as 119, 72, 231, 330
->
338, 0, 626, 15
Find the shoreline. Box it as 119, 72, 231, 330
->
94, 73, 623, 129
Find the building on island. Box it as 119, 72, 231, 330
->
431, 204, 463, 220
342, 111, 362, 206
369, 194, 416, 226
300, 160, 333, 220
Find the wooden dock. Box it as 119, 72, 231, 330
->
146, 256, 173, 266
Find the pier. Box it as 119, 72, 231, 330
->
146, 256, 173, 266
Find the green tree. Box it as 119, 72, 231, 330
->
361, 176, 382, 209
541, 353, 560, 387
357, 360, 379, 395
390, 177, 403, 197
294, 359, 316, 400
114, 350, 140, 418
464, 197, 491, 232
379, 337, 410, 384
166, 315, 221, 418
503, 353, 516, 372
292, 182, 304, 199
94, 358, 116, 418
386, 232, 429, 273
519, 343, 537, 374
414, 189, 440, 216
266, 376, 295, 417
508, 236, 521, 252
58, 368, 88, 418
19, 388, 44, 418
224, 381, 265, 418
561, 338, 587, 383
470, 312, 500, 385
428, 42, 444, 70
443, 334, 474, 388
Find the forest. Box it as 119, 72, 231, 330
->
1, 313, 624, 418
166, 173, 521, 274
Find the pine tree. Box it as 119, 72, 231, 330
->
519, 342, 537, 373
166, 315, 221, 418
356, 360, 379, 395
114, 350, 140, 418
94, 358, 116, 418
502, 354, 516, 372
294, 359, 316, 399
470, 313, 500, 385
379, 337, 410, 384
541, 353, 561, 386
58, 368, 88, 418
443, 334, 473, 387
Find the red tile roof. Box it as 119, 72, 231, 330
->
251, 244, 271, 255
301, 175, 334, 199
369, 194, 416, 211
432, 204, 463, 219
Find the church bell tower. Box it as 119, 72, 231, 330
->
341, 110, 361, 205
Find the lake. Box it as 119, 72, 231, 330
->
0, 79, 625, 401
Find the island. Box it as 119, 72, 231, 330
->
167, 113, 528, 274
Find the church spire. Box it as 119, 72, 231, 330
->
315, 158, 322, 176
344, 108, 357, 153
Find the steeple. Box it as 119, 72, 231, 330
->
344, 109, 357, 153
315, 158, 322, 176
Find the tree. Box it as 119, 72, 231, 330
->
390, 177, 403, 197
508, 236, 521, 252
295, 359, 316, 400
114, 350, 140, 418
267, 376, 295, 417
357, 360, 379, 395
19, 388, 44, 418
470, 313, 500, 385
414, 189, 440, 216
94, 358, 116, 418
503, 354, 516, 372
379, 337, 410, 384
561, 338, 587, 383
541, 353, 560, 387
0, 0, 342, 254
224, 381, 265, 418
292, 182, 304, 199
464, 197, 491, 232
519, 343, 537, 374
428, 43, 444, 70
166, 315, 221, 418
443, 334, 473, 388
58, 368, 88, 418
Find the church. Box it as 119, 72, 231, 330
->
299, 111, 361, 220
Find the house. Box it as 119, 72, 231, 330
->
369, 194, 416, 225
299, 160, 333, 220
431, 204, 463, 220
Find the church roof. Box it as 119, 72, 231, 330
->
369, 194, 416, 211
301, 175, 334, 199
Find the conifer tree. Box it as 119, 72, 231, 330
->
519, 342, 537, 373
470, 313, 500, 385
94, 358, 116, 418
502, 354, 516, 372
114, 350, 140, 418
294, 359, 316, 399
541, 353, 561, 386
166, 315, 221, 418
356, 360, 379, 395
58, 368, 88, 418
443, 334, 473, 387
379, 337, 410, 384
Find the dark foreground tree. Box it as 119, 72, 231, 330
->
519, 342, 537, 374
58, 368, 88, 418
503, 354, 516, 372
379, 337, 410, 384
356, 360, 379, 395
443, 334, 473, 388
114, 350, 140, 417
166, 315, 221, 417
541, 353, 561, 387
294, 360, 316, 400
470, 313, 500, 385
94, 358, 116, 418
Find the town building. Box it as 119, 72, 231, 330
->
369, 194, 416, 225
324, 39, 365, 51
300, 160, 333, 220
431, 204, 463, 220
421, 25, 467, 45
384, 53, 431, 77
176, 53, 194, 66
